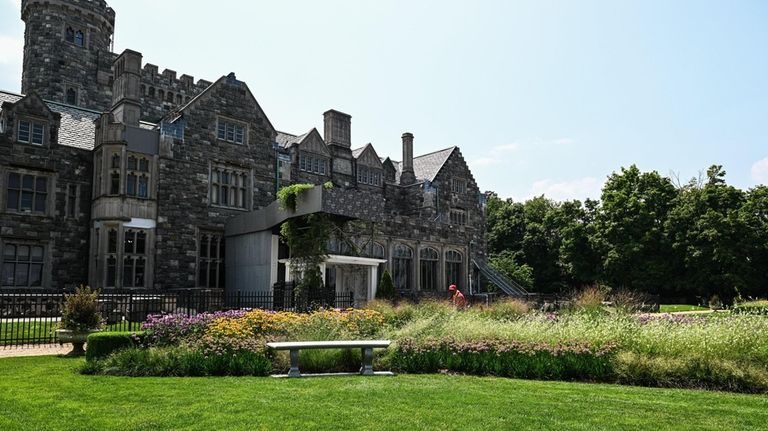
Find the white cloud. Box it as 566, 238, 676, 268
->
752, 158, 768, 185
526, 177, 603, 201
0, 36, 23, 65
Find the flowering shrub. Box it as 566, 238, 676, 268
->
141, 310, 247, 346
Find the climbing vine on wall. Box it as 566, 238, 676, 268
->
277, 184, 336, 299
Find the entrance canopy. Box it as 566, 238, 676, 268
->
279, 255, 387, 303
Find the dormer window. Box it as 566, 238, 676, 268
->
357, 166, 382, 186
17, 120, 45, 146
217, 119, 246, 145
299, 152, 328, 175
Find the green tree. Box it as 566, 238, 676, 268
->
489, 250, 534, 290
593, 165, 678, 294
666, 166, 750, 302
377, 269, 395, 300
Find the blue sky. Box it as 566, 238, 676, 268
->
1, 0, 766, 201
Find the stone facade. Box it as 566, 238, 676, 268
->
1, 0, 488, 296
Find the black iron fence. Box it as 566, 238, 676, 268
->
1, 286, 353, 347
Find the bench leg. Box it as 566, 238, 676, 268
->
360, 347, 374, 376
288, 349, 301, 378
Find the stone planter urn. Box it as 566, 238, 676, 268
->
56, 329, 99, 356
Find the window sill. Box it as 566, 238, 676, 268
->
216, 138, 245, 146
210, 204, 250, 212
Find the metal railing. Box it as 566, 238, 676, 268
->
1, 286, 354, 347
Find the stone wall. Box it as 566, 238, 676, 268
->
153, 78, 277, 290
0, 103, 93, 289
21, 0, 115, 111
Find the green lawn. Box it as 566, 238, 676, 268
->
1, 321, 142, 345
658, 304, 710, 313
1, 356, 767, 430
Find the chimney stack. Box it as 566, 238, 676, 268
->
323, 109, 351, 148
400, 132, 416, 185
110, 49, 142, 127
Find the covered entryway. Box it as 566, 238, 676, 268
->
280, 255, 387, 307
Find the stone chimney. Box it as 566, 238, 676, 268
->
323, 109, 351, 148
110, 49, 143, 127
400, 132, 416, 185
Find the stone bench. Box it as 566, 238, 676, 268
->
266, 340, 392, 378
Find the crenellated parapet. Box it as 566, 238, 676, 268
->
137, 64, 212, 122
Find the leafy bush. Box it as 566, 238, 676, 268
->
733, 300, 768, 315
86, 331, 144, 361
377, 270, 395, 300
391, 337, 615, 381
59, 285, 104, 331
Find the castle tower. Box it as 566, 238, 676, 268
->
21, 0, 116, 111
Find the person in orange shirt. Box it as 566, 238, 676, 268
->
448, 284, 467, 309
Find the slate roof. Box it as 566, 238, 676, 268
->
352, 146, 366, 158
412, 147, 456, 182
0, 90, 101, 150
275, 130, 309, 149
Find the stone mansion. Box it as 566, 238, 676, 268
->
0, 0, 503, 302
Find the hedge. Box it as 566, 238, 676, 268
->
86, 331, 144, 361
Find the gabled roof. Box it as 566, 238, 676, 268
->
352, 143, 383, 168
276, 130, 309, 149
413, 146, 457, 182
0, 90, 101, 150
167, 73, 276, 135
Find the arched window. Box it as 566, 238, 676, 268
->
176, 94, 183, 104
74, 31, 84, 47
420, 247, 439, 291
392, 244, 413, 292
445, 250, 463, 291
65, 27, 75, 44
167, 91, 174, 103
158, 89, 165, 101
65, 88, 77, 105
362, 242, 385, 259
148, 87, 155, 97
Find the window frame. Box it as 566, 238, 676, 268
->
419, 247, 439, 291
451, 178, 467, 194
5, 170, 50, 215
445, 250, 463, 291
16, 119, 46, 146
210, 164, 251, 211
216, 118, 247, 145
125, 154, 151, 199
392, 244, 413, 292
197, 231, 225, 289
1, 241, 46, 288
299, 151, 329, 176
357, 165, 383, 186
449, 209, 468, 226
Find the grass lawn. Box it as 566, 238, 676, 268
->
1, 321, 143, 346
658, 304, 710, 313
1, 356, 767, 431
